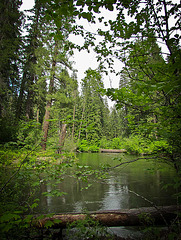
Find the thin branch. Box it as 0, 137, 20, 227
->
110, 157, 157, 170
0, 143, 41, 193
0, 129, 58, 193
128, 189, 169, 226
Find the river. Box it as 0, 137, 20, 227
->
37, 153, 178, 214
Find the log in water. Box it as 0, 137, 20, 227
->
35, 205, 181, 228
100, 149, 127, 153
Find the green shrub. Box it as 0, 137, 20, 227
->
66, 216, 113, 240
62, 137, 78, 152
88, 145, 99, 152
99, 137, 123, 150
99, 136, 109, 149
122, 135, 150, 155
78, 140, 89, 152
78, 140, 99, 152
120, 135, 170, 155
110, 137, 122, 149
149, 139, 170, 153
17, 120, 42, 149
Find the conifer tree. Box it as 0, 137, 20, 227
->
0, 0, 23, 142
79, 69, 109, 143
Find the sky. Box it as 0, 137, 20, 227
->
20, 0, 120, 94
20, 0, 180, 108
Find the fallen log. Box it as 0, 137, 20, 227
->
34, 205, 181, 228
100, 149, 127, 153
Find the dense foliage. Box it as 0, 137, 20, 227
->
0, 0, 180, 239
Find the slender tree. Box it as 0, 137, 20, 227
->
79, 69, 108, 143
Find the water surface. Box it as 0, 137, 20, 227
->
37, 153, 178, 214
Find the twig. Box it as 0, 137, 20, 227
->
0, 129, 59, 193
110, 156, 157, 169
0, 142, 41, 193
106, 156, 171, 226
128, 189, 169, 226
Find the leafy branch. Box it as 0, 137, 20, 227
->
0, 142, 42, 193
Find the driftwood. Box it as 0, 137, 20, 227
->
100, 149, 127, 153
34, 205, 181, 228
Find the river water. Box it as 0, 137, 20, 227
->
37, 153, 178, 214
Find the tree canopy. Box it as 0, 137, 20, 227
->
0, 0, 181, 239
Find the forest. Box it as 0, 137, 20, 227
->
0, 0, 181, 239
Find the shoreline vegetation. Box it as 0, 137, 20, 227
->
0, 143, 180, 239
0, 0, 180, 239
75, 136, 170, 156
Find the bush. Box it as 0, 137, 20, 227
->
88, 145, 99, 152
78, 140, 99, 152
99, 137, 123, 150
120, 135, 170, 155
99, 136, 109, 149
78, 140, 89, 152
66, 216, 113, 240
17, 120, 42, 149
62, 137, 78, 152
111, 137, 122, 149
121, 135, 150, 155
148, 139, 170, 153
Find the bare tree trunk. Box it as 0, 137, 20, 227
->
41, 42, 58, 150
41, 100, 51, 150
57, 123, 67, 154
72, 105, 75, 140
36, 108, 39, 123
16, 74, 26, 119
78, 104, 85, 139
153, 114, 158, 140
25, 81, 34, 120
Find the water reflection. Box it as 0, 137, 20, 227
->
37, 153, 178, 214
101, 176, 129, 210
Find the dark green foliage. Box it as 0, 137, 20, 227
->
0, 0, 23, 142
0, 0, 181, 238
16, 120, 42, 149
0, 149, 77, 239
77, 69, 111, 143
66, 216, 113, 240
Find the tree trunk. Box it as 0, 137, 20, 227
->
41, 100, 51, 150
41, 42, 58, 150
16, 74, 26, 119
72, 105, 75, 140
57, 123, 67, 154
78, 104, 85, 139
36, 108, 39, 123
26, 83, 34, 120
33, 205, 181, 228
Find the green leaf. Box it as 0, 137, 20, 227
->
31, 203, 39, 209
106, 4, 114, 11
0, 213, 20, 222
53, 219, 62, 224
76, 0, 84, 6
81, 12, 92, 21
93, 5, 100, 13
44, 220, 54, 228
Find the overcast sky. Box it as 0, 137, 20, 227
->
20, 0, 120, 94
20, 0, 180, 110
